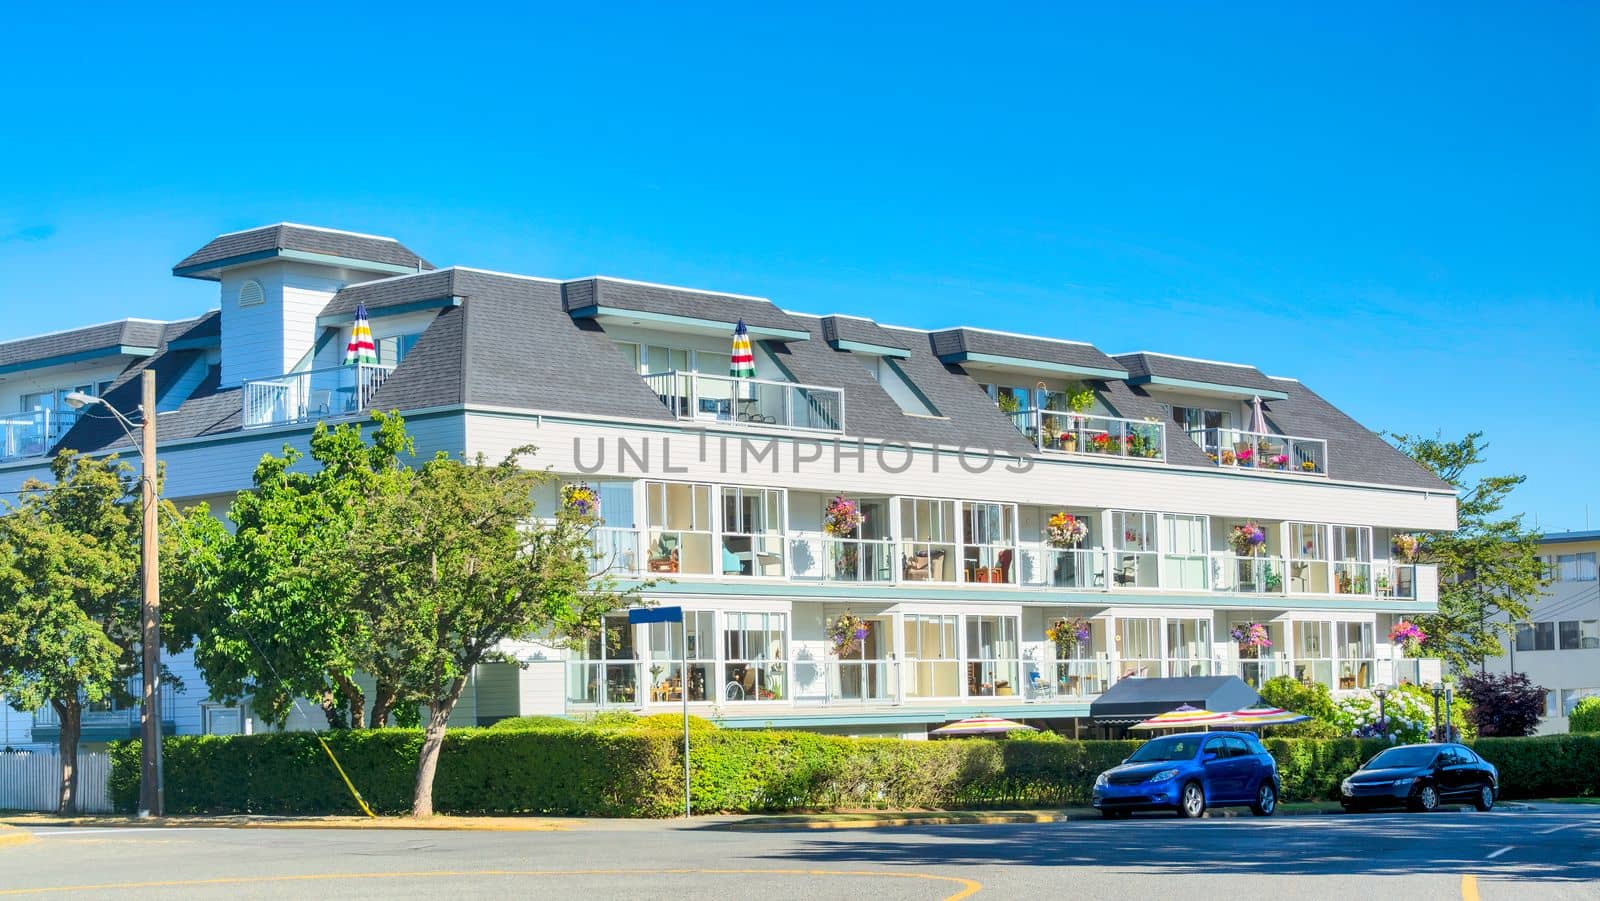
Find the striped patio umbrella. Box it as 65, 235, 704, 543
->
1225, 706, 1310, 729
344, 303, 378, 365
1128, 704, 1232, 731
729, 319, 756, 378
929, 716, 1038, 738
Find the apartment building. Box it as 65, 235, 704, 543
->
0, 223, 1456, 743
1484, 531, 1600, 733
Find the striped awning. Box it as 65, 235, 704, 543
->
1128, 704, 1232, 731
929, 716, 1038, 737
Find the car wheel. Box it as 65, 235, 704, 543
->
1177, 782, 1206, 819
1473, 785, 1494, 812
1252, 781, 1277, 817
1410, 784, 1439, 812
1101, 809, 1122, 819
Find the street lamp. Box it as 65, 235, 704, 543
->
65, 370, 161, 817
1431, 682, 1446, 743
1443, 684, 1455, 743
1373, 687, 1389, 741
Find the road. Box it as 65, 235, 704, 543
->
1, 805, 1595, 899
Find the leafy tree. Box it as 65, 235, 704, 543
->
1458, 671, 1545, 737
1256, 676, 1341, 737
324, 434, 631, 816
171, 416, 414, 729
0, 452, 187, 813
1388, 432, 1547, 672
1570, 697, 1600, 734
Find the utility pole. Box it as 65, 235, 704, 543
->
138, 370, 163, 818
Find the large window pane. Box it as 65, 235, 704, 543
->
903, 614, 960, 698
722, 612, 787, 701
965, 615, 1019, 696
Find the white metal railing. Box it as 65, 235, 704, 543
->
1377, 563, 1417, 600
821, 536, 897, 583
1210, 553, 1287, 594
1018, 547, 1108, 590
0, 408, 77, 462
588, 527, 641, 576
642, 370, 844, 432
819, 659, 900, 705
1190, 427, 1328, 476
242, 363, 393, 428
1009, 409, 1166, 461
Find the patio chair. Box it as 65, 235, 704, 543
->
902, 548, 947, 580
1113, 555, 1138, 585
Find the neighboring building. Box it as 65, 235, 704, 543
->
1484, 530, 1600, 734
0, 222, 1457, 743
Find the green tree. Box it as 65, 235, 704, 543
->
325, 435, 631, 816
171, 416, 415, 729
0, 452, 186, 813
1388, 432, 1547, 672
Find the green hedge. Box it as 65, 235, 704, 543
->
111, 729, 1600, 816
1570, 697, 1600, 734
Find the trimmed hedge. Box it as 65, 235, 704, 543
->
1570, 697, 1600, 734
111, 729, 1600, 816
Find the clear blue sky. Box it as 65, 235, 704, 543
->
1, 3, 1594, 529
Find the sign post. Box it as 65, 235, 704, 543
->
629, 606, 689, 818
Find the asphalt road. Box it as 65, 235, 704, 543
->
1, 805, 1595, 900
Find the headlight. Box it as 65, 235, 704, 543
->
1149, 768, 1180, 783
1341, 779, 1353, 795
1095, 773, 1108, 788
1392, 778, 1417, 787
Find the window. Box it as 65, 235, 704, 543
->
567, 613, 639, 706
1582, 620, 1600, 650
1515, 625, 1535, 652
1289, 523, 1326, 560
377, 333, 422, 366
723, 611, 787, 702
1535, 621, 1556, 651
646, 610, 714, 702
1162, 514, 1210, 590
1111, 511, 1158, 587
962, 502, 1017, 584
644, 482, 713, 575
1287, 523, 1330, 594
1172, 406, 1233, 456
1337, 622, 1375, 688
204, 706, 244, 735
1293, 620, 1334, 687
903, 614, 960, 698
1555, 553, 1598, 582
719, 487, 785, 577
1120, 617, 1162, 678
1560, 621, 1582, 651
1544, 690, 1559, 718
1562, 688, 1600, 716
965, 615, 1019, 696
900, 498, 956, 582
1164, 618, 1213, 676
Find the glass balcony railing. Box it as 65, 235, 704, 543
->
1377, 563, 1417, 600
1008, 409, 1166, 461
242, 363, 393, 428
1210, 553, 1287, 594
588, 527, 641, 576
0, 408, 77, 462
642, 370, 844, 432
1189, 427, 1328, 476
821, 536, 897, 583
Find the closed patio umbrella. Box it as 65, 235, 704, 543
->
1249, 395, 1269, 435
1128, 703, 1232, 731
930, 716, 1038, 737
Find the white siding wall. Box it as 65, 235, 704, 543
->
466, 413, 1458, 531
219, 261, 376, 388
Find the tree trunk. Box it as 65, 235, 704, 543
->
369, 685, 396, 729
411, 677, 467, 818
331, 673, 366, 730
318, 691, 347, 730
54, 698, 81, 816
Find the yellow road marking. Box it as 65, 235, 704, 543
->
0, 867, 982, 900
1461, 873, 1479, 901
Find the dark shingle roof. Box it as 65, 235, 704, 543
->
320, 268, 462, 321
0, 319, 167, 371
820, 315, 910, 354
173, 224, 433, 280
563, 277, 808, 335
929, 328, 1128, 379
1257, 380, 1452, 490
1115, 352, 1283, 395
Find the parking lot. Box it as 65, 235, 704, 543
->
1, 804, 1595, 900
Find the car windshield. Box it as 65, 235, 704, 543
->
1365, 746, 1438, 770
1127, 737, 1201, 763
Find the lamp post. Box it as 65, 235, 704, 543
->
1373, 687, 1389, 741
65, 370, 161, 817
1431, 682, 1445, 743
1443, 684, 1455, 743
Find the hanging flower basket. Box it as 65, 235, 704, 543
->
1230, 622, 1272, 658
1045, 617, 1091, 658
561, 483, 599, 516
1392, 534, 1420, 562
1390, 620, 1427, 657
1228, 522, 1267, 557
829, 612, 870, 657
823, 496, 865, 537
1045, 512, 1089, 549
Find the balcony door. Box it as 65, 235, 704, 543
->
1162, 514, 1210, 590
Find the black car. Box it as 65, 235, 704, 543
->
1340, 742, 1499, 812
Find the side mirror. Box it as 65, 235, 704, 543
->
1202, 751, 1219, 762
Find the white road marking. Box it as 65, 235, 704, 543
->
1485, 846, 1512, 859
1536, 821, 1588, 835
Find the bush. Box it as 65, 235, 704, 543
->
486, 716, 579, 732
111, 728, 1600, 816
1571, 697, 1600, 734
1459, 671, 1545, 737
633, 713, 720, 734
1259, 677, 1335, 721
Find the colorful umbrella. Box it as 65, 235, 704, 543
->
730, 319, 755, 378
929, 716, 1038, 737
1128, 704, 1232, 731
1225, 706, 1309, 728
344, 302, 377, 365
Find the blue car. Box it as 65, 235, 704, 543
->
1092, 731, 1279, 819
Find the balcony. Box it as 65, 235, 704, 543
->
1007, 409, 1165, 461
32, 680, 176, 742
0, 408, 77, 462
1188, 427, 1327, 476
643, 370, 844, 432
241, 363, 393, 429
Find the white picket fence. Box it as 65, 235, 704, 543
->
0, 750, 113, 813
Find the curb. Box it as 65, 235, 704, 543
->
713, 811, 1064, 831
0, 817, 569, 833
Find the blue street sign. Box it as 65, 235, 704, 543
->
627, 606, 683, 625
